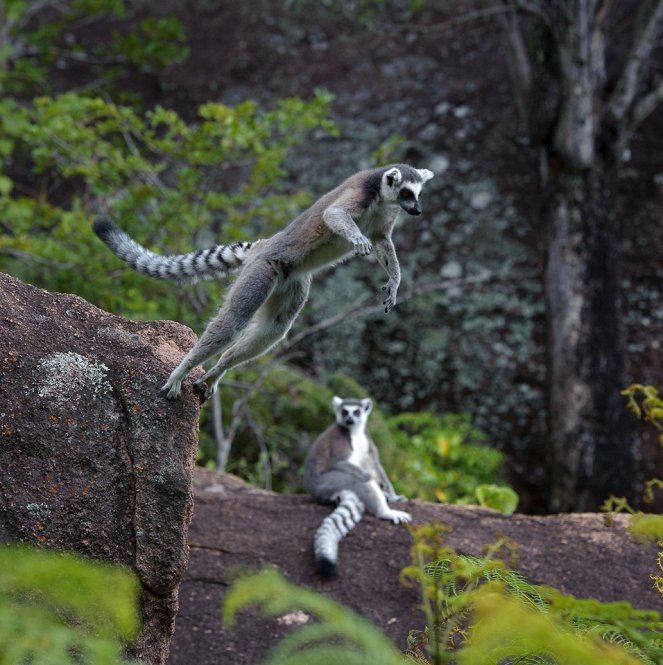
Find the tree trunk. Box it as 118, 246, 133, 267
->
545, 163, 633, 511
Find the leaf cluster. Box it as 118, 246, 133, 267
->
1, 0, 188, 99
384, 411, 509, 505
402, 522, 660, 665
622, 384, 663, 446
0, 544, 140, 665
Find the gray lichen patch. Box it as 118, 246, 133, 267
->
35, 352, 113, 405
97, 325, 143, 346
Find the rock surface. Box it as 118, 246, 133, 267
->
169, 468, 663, 665
0, 272, 202, 665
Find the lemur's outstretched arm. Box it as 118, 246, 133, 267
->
369, 442, 407, 502
322, 206, 373, 256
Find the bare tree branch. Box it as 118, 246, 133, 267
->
213, 352, 297, 471
631, 77, 663, 131
608, 0, 663, 124
495, 0, 533, 122
281, 271, 495, 353
408, 4, 521, 34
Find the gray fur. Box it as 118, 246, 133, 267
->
93, 164, 434, 400
304, 396, 411, 579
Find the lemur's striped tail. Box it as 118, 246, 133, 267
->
93, 217, 259, 283
313, 490, 365, 580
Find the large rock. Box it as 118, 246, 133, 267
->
169, 469, 663, 665
0, 272, 202, 664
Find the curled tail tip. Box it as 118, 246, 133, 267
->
92, 216, 119, 240
316, 557, 339, 580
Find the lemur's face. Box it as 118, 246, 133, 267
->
397, 182, 424, 216
382, 166, 434, 216
332, 396, 372, 430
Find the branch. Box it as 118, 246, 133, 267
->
630, 77, 663, 130
408, 4, 521, 34
213, 352, 292, 471
495, 0, 533, 122
280, 271, 495, 353
608, 0, 663, 124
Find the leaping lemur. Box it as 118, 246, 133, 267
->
304, 396, 411, 579
93, 164, 434, 400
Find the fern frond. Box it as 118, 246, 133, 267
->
223, 568, 407, 665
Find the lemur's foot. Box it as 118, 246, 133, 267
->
383, 509, 412, 524
381, 281, 398, 313
194, 378, 218, 402
160, 381, 182, 401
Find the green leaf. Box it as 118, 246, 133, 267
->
475, 484, 520, 515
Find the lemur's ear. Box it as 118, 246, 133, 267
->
332, 395, 343, 410
384, 167, 402, 188
361, 398, 373, 414
417, 168, 434, 183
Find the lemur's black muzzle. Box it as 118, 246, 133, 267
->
407, 203, 422, 216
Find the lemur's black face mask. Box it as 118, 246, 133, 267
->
340, 407, 362, 427
398, 188, 422, 216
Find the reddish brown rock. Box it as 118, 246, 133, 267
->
0, 272, 202, 665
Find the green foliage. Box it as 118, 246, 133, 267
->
0, 90, 336, 325
384, 411, 510, 504
622, 384, 663, 447
0, 0, 188, 98
402, 522, 659, 665
206, 363, 338, 490
1, 0, 336, 334
0, 544, 140, 665
203, 366, 398, 493
628, 514, 663, 546
457, 587, 642, 665
223, 567, 407, 665
475, 483, 519, 515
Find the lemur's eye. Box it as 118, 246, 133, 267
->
400, 189, 413, 199
353, 409, 361, 417
342, 409, 348, 417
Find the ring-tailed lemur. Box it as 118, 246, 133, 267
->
93, 165, 434, 400
304, 396, 411, 579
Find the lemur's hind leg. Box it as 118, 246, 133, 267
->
195, 274, 312, 400
161, 258, 281, 400
311, 471, 411, 524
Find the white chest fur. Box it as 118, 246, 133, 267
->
347, 429, 371, 468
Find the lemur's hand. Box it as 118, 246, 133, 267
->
382, 279, 399, 313
385, 492, 408, 503
351, 233, 372, 257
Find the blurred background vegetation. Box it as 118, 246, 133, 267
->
1, 0, 662, 513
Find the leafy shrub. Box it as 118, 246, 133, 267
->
0, 544, 140, 665
403, 522, 657, 665
474, 483, 519, 515
384, 411, 509, 504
